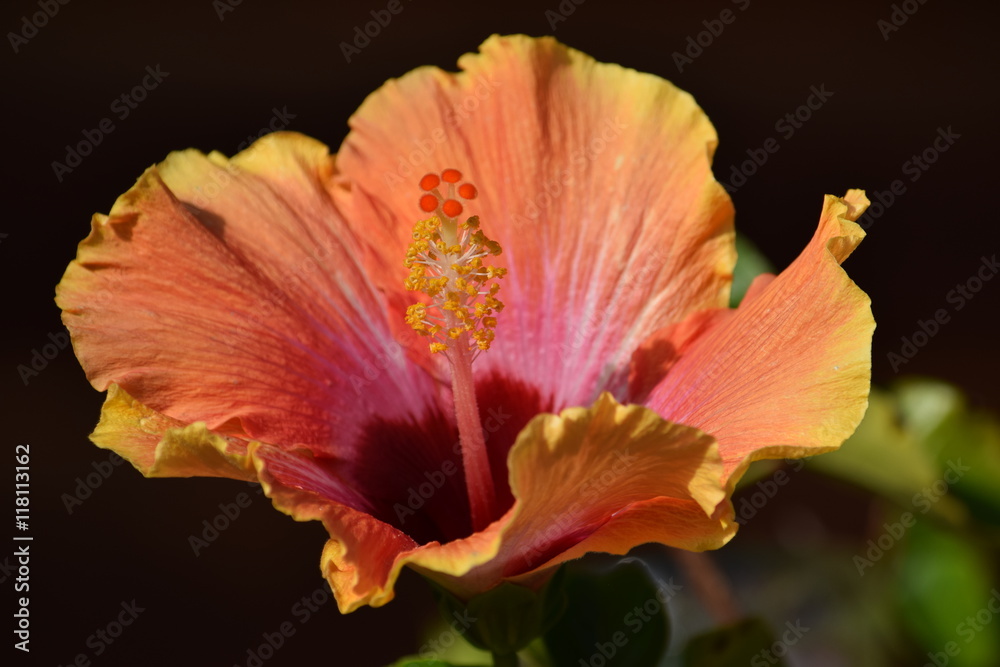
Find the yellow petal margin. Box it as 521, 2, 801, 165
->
421, 393, 735, 598
91, 383, 257, 481
258, 393, 734, 612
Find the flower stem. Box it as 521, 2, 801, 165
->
449, 336, 496, 532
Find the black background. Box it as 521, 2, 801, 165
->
3, 0, 998, 665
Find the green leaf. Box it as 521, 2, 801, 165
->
681, 618, 784, 667
387, 659, 467, 667
730, 233, 774, 307
894, 379, 966, 445
811, 378, 1000, 527
430, 569, 567, 659
543, 556, 672, 666
807, 386, 942, 508
894, 521, 999, 666
896, 378, 1000, 525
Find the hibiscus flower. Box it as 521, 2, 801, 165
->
56, 34, 873, 616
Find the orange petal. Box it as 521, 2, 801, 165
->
256, 393, 732, 611
57, 133, 444, 457
628, 308, 733, 404
645, 191, 874, 486
336, 34, 735, 408
92, 383, 256, 481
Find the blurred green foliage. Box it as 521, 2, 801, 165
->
802, 378, 1000, 666
681, 617, 784, 666
729, 233, 774, 308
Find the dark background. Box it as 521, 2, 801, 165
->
3, 0, 998, 665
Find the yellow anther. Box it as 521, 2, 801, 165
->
402, 208, 506, 356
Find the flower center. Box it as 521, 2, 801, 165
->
403, 169, 505, 532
